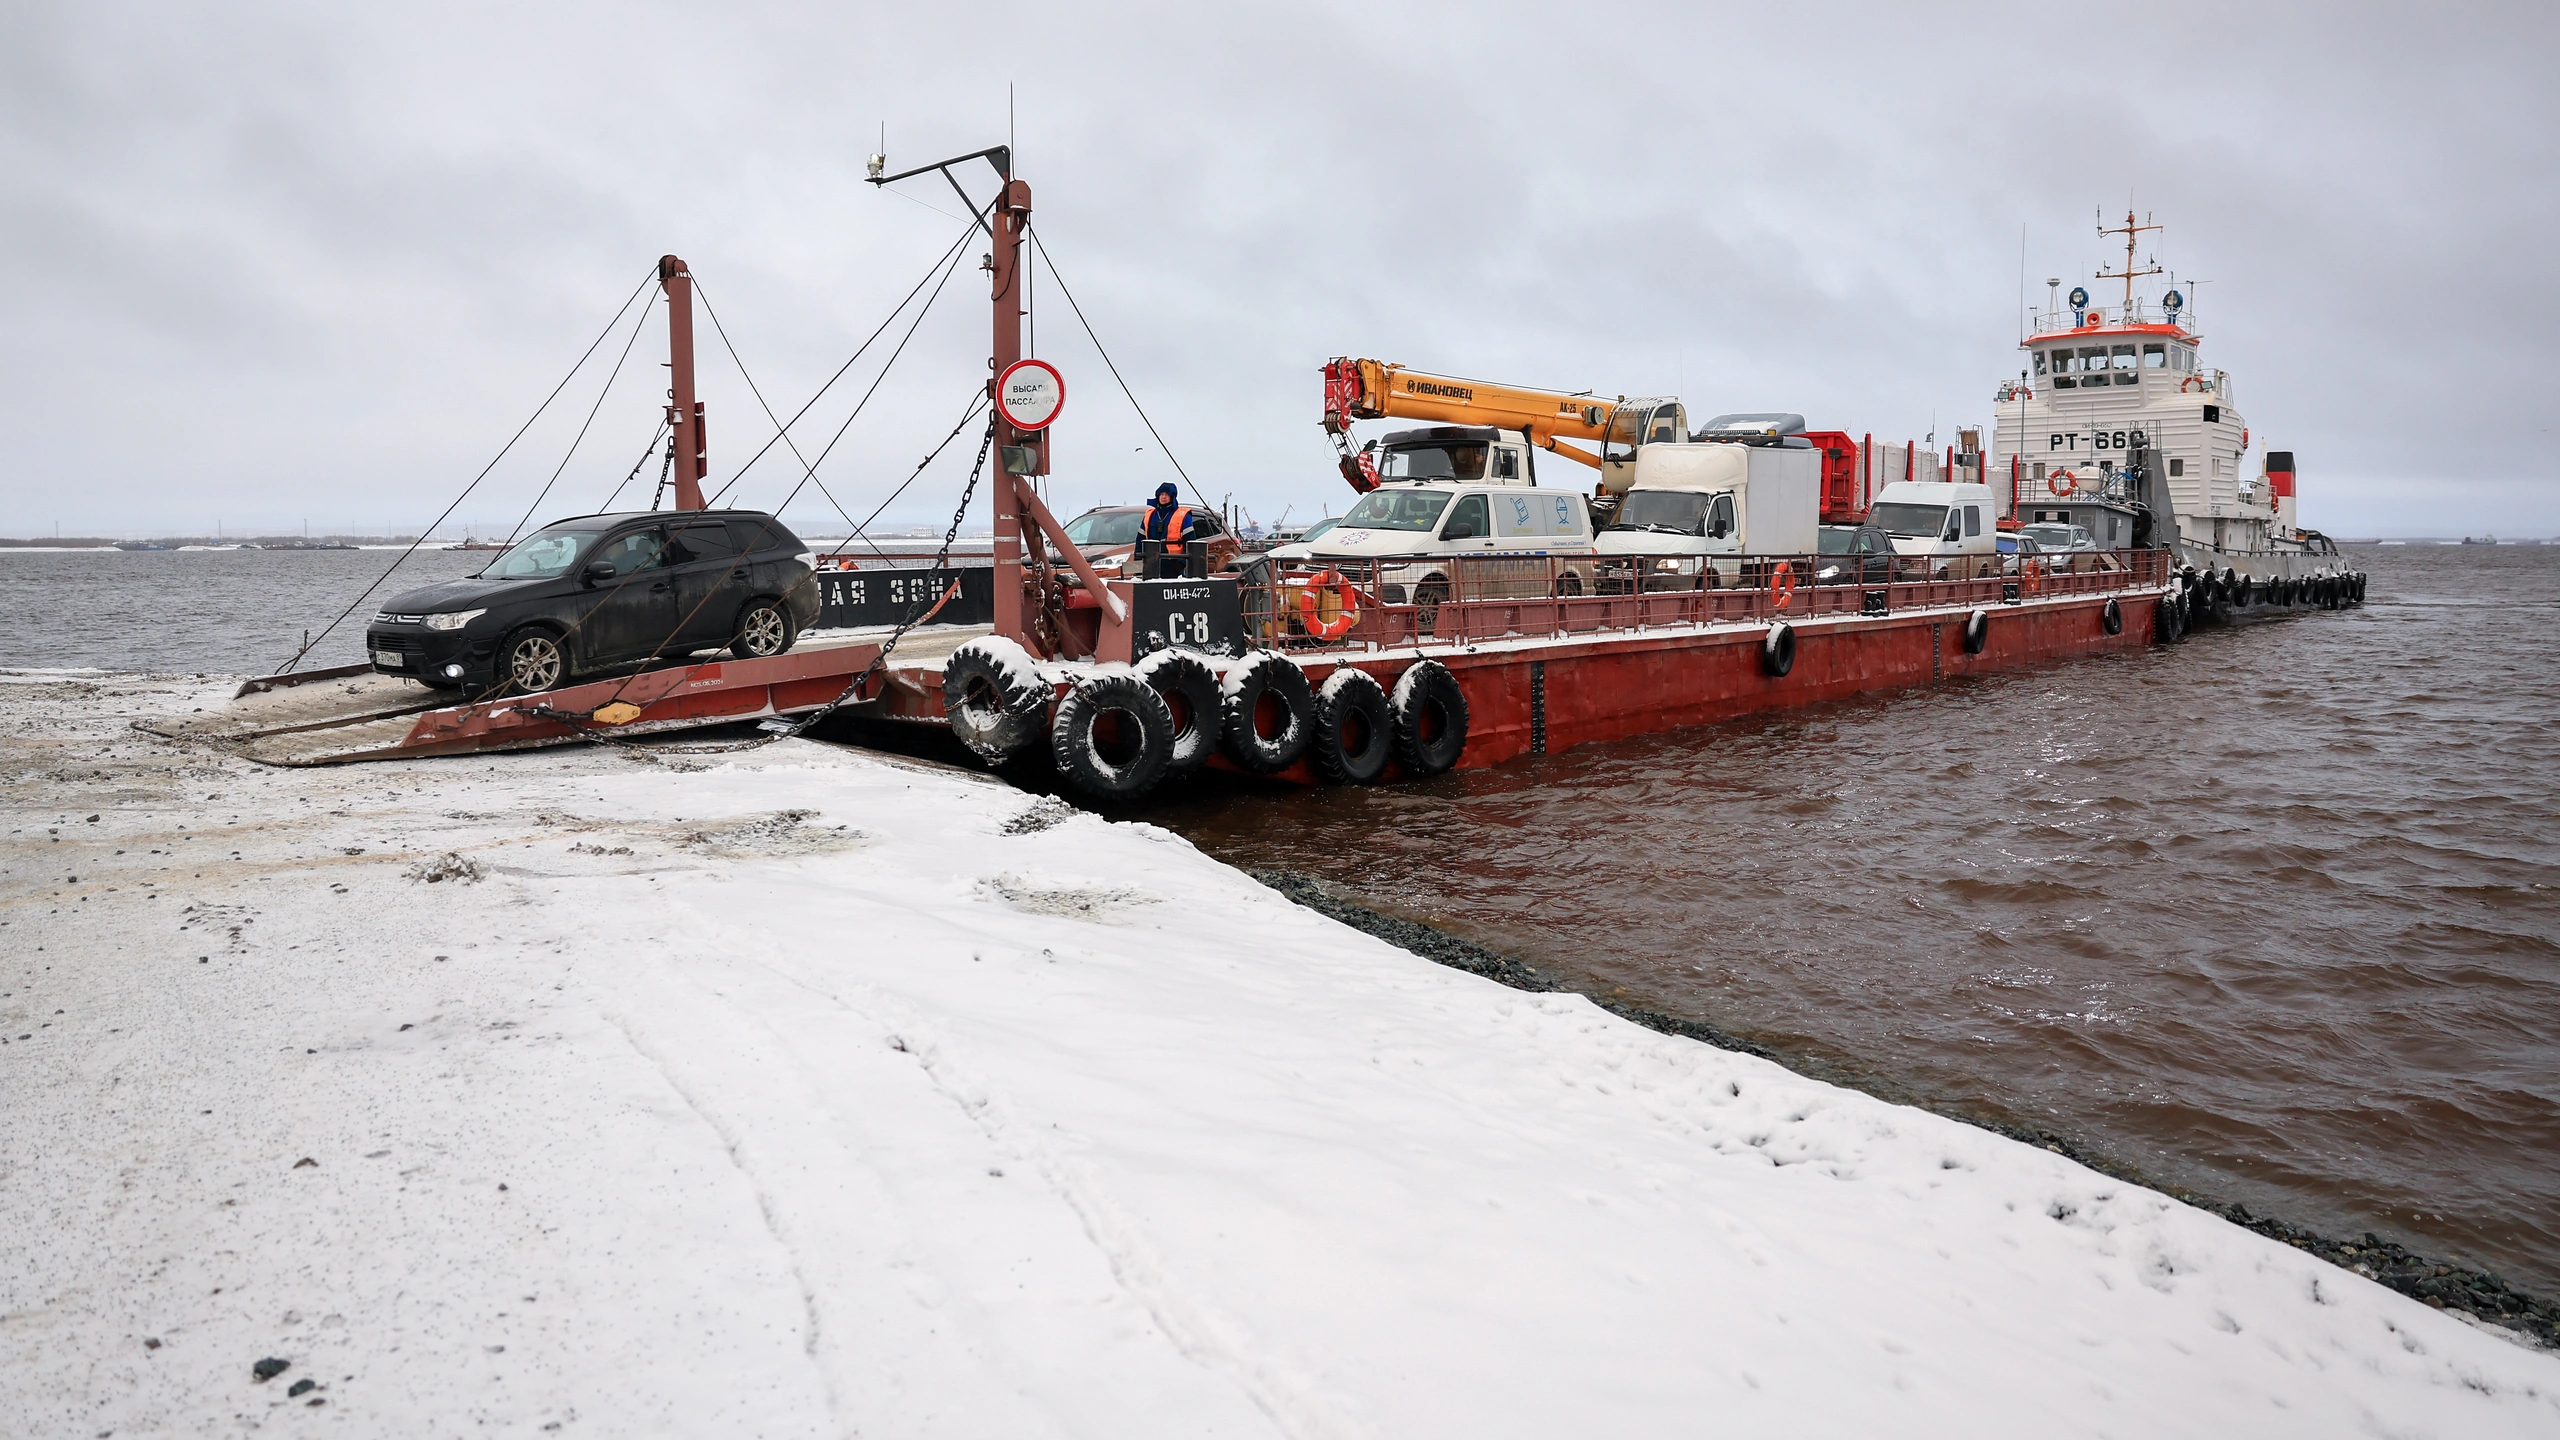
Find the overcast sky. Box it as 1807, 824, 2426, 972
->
5, 1, 2553, 540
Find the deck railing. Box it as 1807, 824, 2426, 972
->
1235, 549, 2170, 652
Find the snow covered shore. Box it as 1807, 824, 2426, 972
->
4, 669, 2555, 1437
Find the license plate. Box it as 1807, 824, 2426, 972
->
372, 649, 404, 667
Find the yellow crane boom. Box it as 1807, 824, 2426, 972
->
1320, 358, 1677, 492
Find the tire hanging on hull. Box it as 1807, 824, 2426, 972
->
943, 637, 1051, 762
1049, 672, 1176, 801
1135, 649, 1222, 776
1312, 668, 1394, 785
1221, 651, 1316, 774
1388, 659, 1470, 776
1762, 621, 1798, 678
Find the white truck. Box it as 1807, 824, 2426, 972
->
1865, 480, 2001, 578
1592, 440, 1821, 589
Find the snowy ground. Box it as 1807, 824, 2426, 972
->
3, 669, 2555, 1438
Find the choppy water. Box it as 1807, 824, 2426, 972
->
10, 541, 2558, 1297
0, 547, 490, 674
1152, 543, 2560, 1297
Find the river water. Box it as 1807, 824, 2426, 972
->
1153, 542, 2560, 1299
8, 540, 2557, 1298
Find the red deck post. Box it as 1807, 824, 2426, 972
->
659, 256, 706, 511
988, 180, 1033, 648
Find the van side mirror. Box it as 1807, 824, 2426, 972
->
582, 560, 618, 586
1442, 520, 1478, 540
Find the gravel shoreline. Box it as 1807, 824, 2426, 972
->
1247, 867, 2560, 1352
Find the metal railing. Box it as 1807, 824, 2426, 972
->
1232, 548, 2171, 651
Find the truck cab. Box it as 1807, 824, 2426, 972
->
1592, 436, 1820, 589
1867, 480, 2000, 578
1368, 425, 1539, 486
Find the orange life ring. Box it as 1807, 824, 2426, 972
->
2047, 469, 2077, 496
1768, 559, 1798, 612
1295, 569, 1361, 639
2021, 560, 2044, 595
2180, 374, 2202, 393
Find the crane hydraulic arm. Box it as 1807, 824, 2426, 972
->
1322, 357, 1635, 493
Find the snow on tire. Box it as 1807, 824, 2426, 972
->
1312, 667, 1393, 785
1220, 650, 1315, 774
1135, 649, 1222, 775
1049, 672, 1175, 801
942, 637, 1051, 762
1388, 659, 1469, 777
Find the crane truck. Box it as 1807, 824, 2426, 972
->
1318, 358, 1874, 530
1320, 358, 1685, 499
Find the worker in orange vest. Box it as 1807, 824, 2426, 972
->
1140, 482, 1197, 575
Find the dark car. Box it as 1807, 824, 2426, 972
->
365, 510, 820, 694
1814, 521, 1895, 584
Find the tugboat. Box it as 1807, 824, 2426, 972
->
1989, 212, 2352, 619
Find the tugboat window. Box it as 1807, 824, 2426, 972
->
2143, 344, 2167, 368
2111, 344, 2139, 383
2170, 458, 2185, 477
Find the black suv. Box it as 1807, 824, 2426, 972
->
366, 510, 820, 693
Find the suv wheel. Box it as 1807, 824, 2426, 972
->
731, 599, 795, 659
498, 628, 568, 695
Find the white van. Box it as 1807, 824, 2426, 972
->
1302, 480, 1596, 614
1867, 480, 2000, 578
1593, 441, 1820, 588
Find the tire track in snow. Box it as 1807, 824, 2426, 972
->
602, 1005, 849, 1436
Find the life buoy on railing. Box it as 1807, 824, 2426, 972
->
1767, 559, 1798, 612
2047, 469, 2078, 496
1294, 569, 1362, 639
2020, 559, 2045, 596
2181, 374, 2203, 393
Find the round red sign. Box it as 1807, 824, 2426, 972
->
996, 359, 1065, 431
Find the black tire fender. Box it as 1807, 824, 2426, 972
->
1220, 650, 1316, 773
1134, 649, 1222, 775
1312, 667, 1394, 785
1962, 607, 1990, 655
2232, 574, 2255, 607
1388, 659, 1469, 776
1762, 621, 1797, 678
1049, 672, 1174, 801
2101, 597, 2124, 636
942, 637, 1052, 762
2155, 592, 2181, 643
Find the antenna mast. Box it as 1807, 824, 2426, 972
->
2094, 209, 2163, 318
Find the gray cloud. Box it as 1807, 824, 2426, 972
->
3, 0, 2552, 539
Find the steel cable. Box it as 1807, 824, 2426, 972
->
268, 263, 660, 674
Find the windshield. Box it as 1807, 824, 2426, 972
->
483, 525, 605, 579
1063, 510, 1144, 547
1607, 491, 1710, 534
2020, 524, 2075, 549
1340, 489, 1453, 532
1868, 502, 1951, 539
1817, 527, 1859, 555
1298, 518, 1340, 542
1379, 444, 1488, 481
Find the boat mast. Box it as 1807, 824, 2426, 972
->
659, 255, 707, 511
2095, 211, 2163, 320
